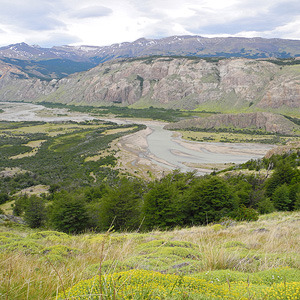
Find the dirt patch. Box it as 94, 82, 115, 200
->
14, 185, 50, 197
114, 127, 170, 180
0, 167, 28, 177
10, 140, 46, 159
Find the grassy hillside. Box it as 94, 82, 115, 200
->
2, 212, 300, 299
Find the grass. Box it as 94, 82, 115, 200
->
2, 211, 300, 299
3, 123, 104, 137
9, 140, 46, 159
179, 130, 300, 144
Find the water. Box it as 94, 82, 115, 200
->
145, 123, 274, 172
0, 102, 275, 173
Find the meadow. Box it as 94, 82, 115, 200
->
180, 130, 300, 144
1, 211, 300, 299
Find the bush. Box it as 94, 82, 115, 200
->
257, 198, 275, 214
230, 205, 259, 221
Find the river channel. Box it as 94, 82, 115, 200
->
0, 102, 275, 174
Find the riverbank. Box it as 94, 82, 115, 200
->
0, 102, 276, 178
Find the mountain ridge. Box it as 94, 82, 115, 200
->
2, 35, 300, 65
1, 56, 300, 115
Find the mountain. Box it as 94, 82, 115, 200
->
1, 56, 300, 114
2, 36, 300, 64
2, 35, 300, 81
164, 112, 300, 135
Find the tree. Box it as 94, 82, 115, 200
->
49, 192, 89, 233
293, 192, 300, 210
265, 161, 296, 198
142, 171, 194, 230
0, 193, 9, 205
24, 195, 46, 228
289, 183, 300, 209
185, 176, 237, 225
100, 178, 144, 231
13, 194, 30, 216
272, 184, 291, 211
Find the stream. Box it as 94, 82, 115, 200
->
0, 102, 275, 173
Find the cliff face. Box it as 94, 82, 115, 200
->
164, 112, 300, 135
0, 57, 300, 113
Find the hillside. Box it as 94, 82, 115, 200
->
164, 112, 300, 135
1, 56, 300, 114
2, 212, 300, 299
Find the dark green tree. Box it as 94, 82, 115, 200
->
100, 178, 144, 231
257, 198, 275, 214
142, 171, 194, 230
265, 161, 296, 198
49, 192, 89, 233
289, 183, 300, 209
24, 195, 46, 228
293, 192, 300, 210
0, 192, 9, 205
272, 184, 291, 211
185, 176, 237, 225
13, 195, 30, 216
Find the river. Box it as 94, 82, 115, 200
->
0, 102, 275, 173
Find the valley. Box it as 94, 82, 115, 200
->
0, 102, 275, 181
1, 36, 300, 300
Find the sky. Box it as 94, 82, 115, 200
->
1, 0, 300, 48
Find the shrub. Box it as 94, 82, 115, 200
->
257, 198, 275, 214
230, 205, 259, 221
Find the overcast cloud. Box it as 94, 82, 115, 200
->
0, 0, 300, 47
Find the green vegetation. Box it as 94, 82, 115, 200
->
180, 130, 299, 144
2, 212, 300, 299
3, 150, 299, 234
1, 109, 300, 299
0, 120, 144, 194
177, 127, 300, 144
40, 102, 217, 122
266, 58, 300, 66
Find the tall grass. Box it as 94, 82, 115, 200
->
1, 212, 300, 299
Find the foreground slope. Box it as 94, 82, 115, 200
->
2, 212, 300, 299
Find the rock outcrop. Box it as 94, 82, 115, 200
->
0, 56, 300, 113
164, 112, 300, 136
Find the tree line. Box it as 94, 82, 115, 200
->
9, 150, 300, 233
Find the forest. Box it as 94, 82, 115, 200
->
5, 149, 300, 233
0, 108, 300, 234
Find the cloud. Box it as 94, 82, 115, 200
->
26, 32, 82, 48
0, 0, 66, 31
1, 0, 300, 47
70, 6, 113, 19
177, 0, 300, 37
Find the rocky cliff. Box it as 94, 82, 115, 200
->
0, 56, 300, 114
164, 112, 300, 135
